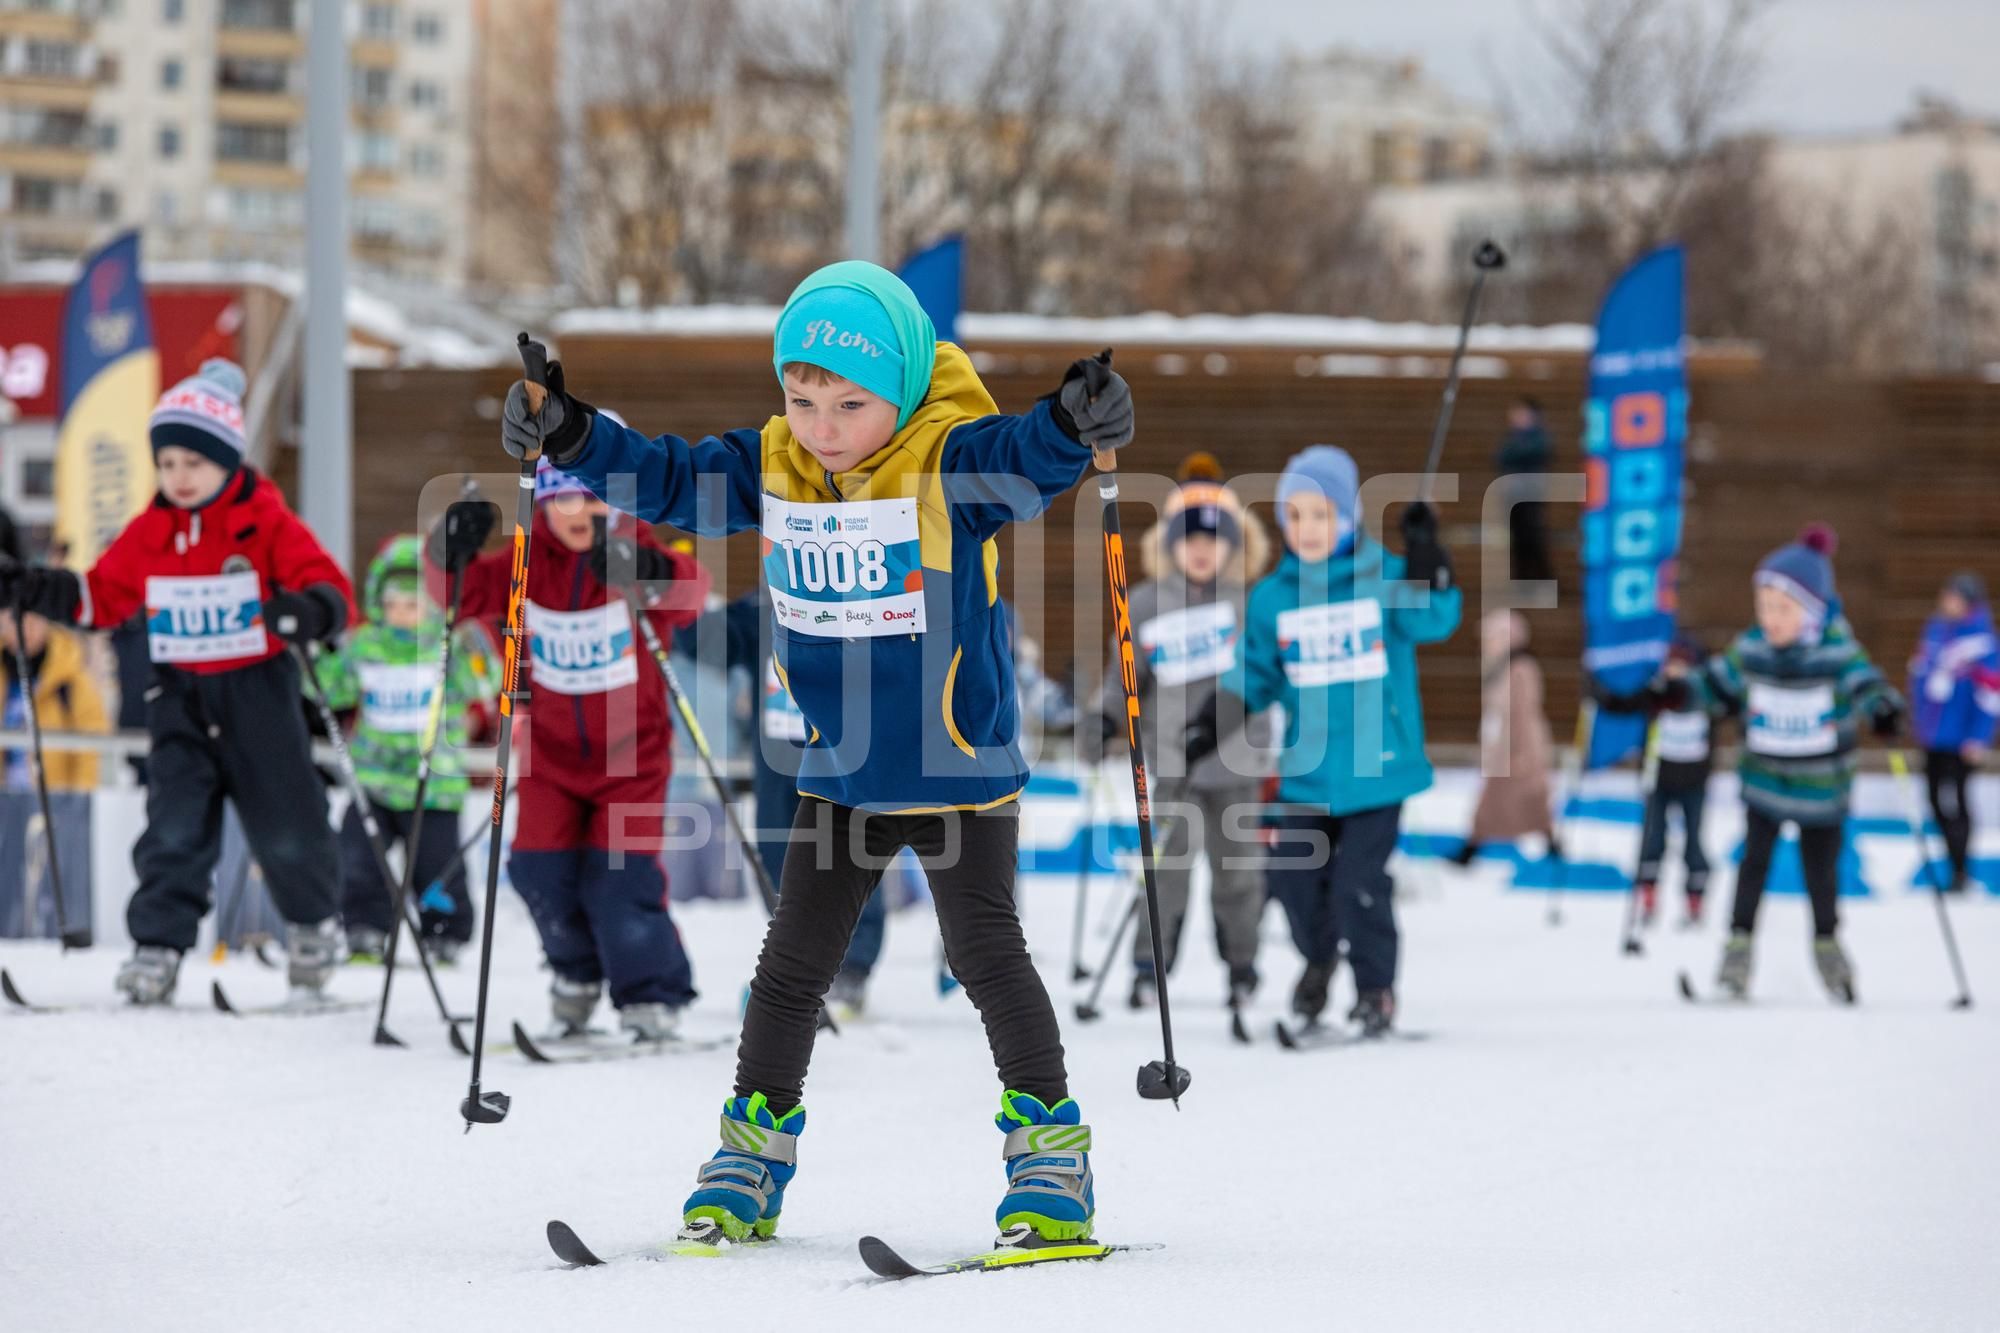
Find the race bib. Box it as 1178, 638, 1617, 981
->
358, 662, 435, 735
762, 495, 925, 639
1656, 709, 1710, 763
1276, 599, 1387, 687
145, 572, 267, 664
762, 658, 808, 742
1746, 682, 1836, 757
1139, 602, 1238, 686
526, 600, 637, 696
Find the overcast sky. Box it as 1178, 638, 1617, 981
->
1221, 0, 1994, 137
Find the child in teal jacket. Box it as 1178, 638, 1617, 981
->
1189, 445, 1460, 1036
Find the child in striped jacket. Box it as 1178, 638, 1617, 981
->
1606, 538, 1902, 1000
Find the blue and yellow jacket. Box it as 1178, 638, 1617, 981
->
560, 344, 1093, 812
1227, 538, 1461, 817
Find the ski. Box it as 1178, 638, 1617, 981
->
1, 967, 68, 1013
1272, 1019, 1432, 1050
858, 1229, 1162, 1280
210, 979, 371, 1018
546, 1217, 770, 1268
1, 968, 194, 1016
1677, 970, 1854, 1006
1677, 971, 1747, 1005
511, 1020, 733, 1065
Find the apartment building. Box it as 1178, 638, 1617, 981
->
0, 0, 480, 287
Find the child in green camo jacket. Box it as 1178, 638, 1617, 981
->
314, 534, 500, 962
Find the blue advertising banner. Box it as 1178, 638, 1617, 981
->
897, 235, 963, 345
1580, 246, 1687, 768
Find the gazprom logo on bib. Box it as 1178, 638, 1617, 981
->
786, 516, 815, 533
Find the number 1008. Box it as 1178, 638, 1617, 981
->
777, 539, 890, 594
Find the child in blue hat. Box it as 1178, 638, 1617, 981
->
1602, 536, 1903, 1000
1187, 444, 1462, 1038
479, 261, 1134, 1249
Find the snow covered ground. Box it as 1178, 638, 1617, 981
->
4, 837, 1995, 1332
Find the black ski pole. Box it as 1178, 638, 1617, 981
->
1068, 764, 1098, 982
1073, 885, 1143, 1023
370, 550, 474, 1051
293, 642, 469, 1052
1418, 238, 1507, 505
623, 581, 837, 1035
1888, 749, 1974, 1010
1087, 351, 1189, 1105
460, 332, 548, 1131
9, 610, 88, 949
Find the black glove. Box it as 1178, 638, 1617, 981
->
1400, 502, 1453, 593
1047, 349, 1135, 451
1184, 690, 1225, 768
264, 584, 346, 646
430, 498, 499, 574
1869, 697, 1905, 740
500, 359, 595, 465
588, 516, 677, 588
1591, 675, 1682, 715
14, 567, 83, 624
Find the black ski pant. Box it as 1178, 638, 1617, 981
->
736, 799, 1067, 1114
1264, 803, 1402, 992
337, 802, 472, 942
1636, 782, 1711, 897
1730, 806, 1842, 938
1924, 748, 1975, 889
128, 655, 339, 951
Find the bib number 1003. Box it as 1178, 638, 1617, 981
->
777, 538, 889, 594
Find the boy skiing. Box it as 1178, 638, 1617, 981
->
313, 534, 500, 963
1187, 445, 1461, 1038
437, 460, 708, 1040
493, 261, 1133, 1246
2, 358, 356, 1002
1602, 538, 1903, 1000
1088, 451, 1272, 1012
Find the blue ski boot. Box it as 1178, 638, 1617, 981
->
680, 1092, 804, 1244
995, 1090, 1095, 1242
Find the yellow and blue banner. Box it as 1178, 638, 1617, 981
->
55, 230, 159, 568
1581, 246, 1686, 768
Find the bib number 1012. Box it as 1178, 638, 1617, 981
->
777, 538, 889, 594
167, 603, 246, 635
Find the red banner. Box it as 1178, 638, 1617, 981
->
0, 288, 241, 421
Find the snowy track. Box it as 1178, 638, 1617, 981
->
3, 875, 1995, 1332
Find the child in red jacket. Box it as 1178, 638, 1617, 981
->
6, 359, 356, 1003
438, 458, 708, 1041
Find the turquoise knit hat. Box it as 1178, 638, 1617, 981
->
773, 260, 937, 430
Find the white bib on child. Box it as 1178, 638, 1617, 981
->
1277, 598, 1388, 688
761, 495, 926, 639
1746, 682, 1836, 757
145, 572, 268, 664
526, 600, 638, 696
358, 662, 435, 735
1656, 709, 1710, 764
1139, 602, 1238, 686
